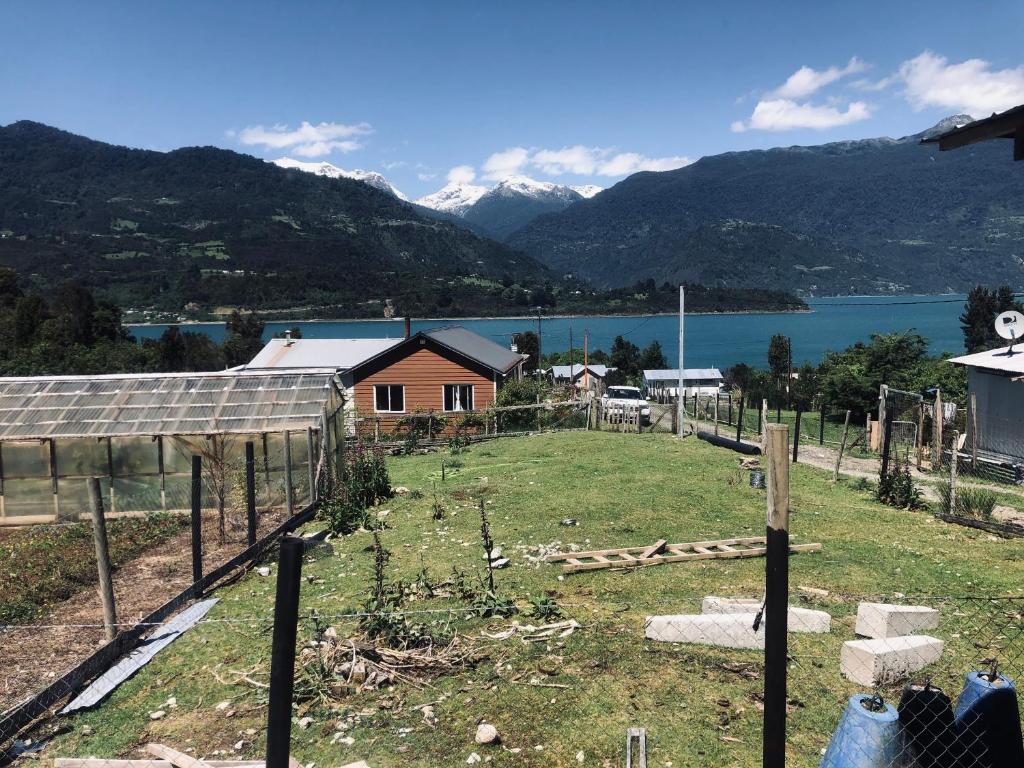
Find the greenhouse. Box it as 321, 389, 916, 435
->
0, 370, 345, 526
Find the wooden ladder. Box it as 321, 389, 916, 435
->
545, 536, 821, 574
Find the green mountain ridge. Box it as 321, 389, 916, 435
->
508, 117, 1024, 293
0, 120, 554, 317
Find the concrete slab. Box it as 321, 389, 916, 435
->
855, 603, 939, 639
645, 613, 765, 649
840, 636, 945, 687
701, 597, 830, 633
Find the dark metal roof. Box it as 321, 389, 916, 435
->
423, 326, 526, 373
920, 104, 1024, 160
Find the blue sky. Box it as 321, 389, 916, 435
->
3, 0, 1024, 199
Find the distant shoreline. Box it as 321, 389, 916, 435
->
126, 306, 813, 328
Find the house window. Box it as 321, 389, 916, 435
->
443, 384, 474, 412
374, 384, 405, 413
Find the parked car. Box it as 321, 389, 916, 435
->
602, 385, 651, 424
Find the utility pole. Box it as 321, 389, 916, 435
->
584, 329, 590, 391
676, 285, 685, 438
569, 325, 574, 382
536, 307, 543, 382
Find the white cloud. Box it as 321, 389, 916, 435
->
483, 145, 692, 179
481, 147, 531, 180
532, 145, 603, 175
732, 99, 871, 132
447, 164, 477, 184
769, 57, 868, 100
597, 152, 692, 175
235, 120, 372, 157
417, 172, 437, 181
897, 51, 1024, 116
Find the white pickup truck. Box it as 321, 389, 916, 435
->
602, 386, 651, 424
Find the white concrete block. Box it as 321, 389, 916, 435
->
788, 607, 832, 634
645, 613, 764, 649
840, 636, 944, 687
855, 603, 939, 639
702, 597, 830, 633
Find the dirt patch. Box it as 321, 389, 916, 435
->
0, 507, 291, 715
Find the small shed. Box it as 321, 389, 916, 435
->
0, 370, 344, 525
643, 368, 723, 398
948, 344, 1024, 463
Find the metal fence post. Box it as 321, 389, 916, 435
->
736, 393, 745, 443
88, 477, 118, 642
245, 441, 257, 547
763, 423, 790, 768
306, 427, 316, 503
266, 536, 303, 768
792, 405, 802, 463
190, 455, 203, 587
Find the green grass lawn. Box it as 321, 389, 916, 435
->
41, 432, 1024, 767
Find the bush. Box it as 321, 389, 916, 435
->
876, 451, 924, 509
317, 443, 393, 535
938, 481, 997, 519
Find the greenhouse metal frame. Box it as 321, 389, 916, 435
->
0, 369, 346, 525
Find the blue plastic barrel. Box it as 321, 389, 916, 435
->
954, 671, 1023, 768
820, 694, 901, 768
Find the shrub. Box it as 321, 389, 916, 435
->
317, 443, 392, 535
938, 481, 997, 519
876, 450, 924, 509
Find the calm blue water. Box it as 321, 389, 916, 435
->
129, 294, 966, 369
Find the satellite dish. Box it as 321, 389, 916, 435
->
995, 310, 1024, 341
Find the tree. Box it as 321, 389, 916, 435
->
515, 331, 540, 372
222, 311, 266, 367
609, 336, 642, 380
724, 363, 753, 393
767, 333, 792, 407
961, 285, 1022, 353
638, 341, 668, 371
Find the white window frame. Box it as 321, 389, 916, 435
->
373, 384, 405, 413
442, 383, 475, 412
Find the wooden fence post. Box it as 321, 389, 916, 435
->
758, 399, 765, 436
714, 395, 720, 437
284, 430, 294, 515
880, 407, 895, 482
969, 393, 978, 470
818, 402, 825, 445
728, 393, 733, 426
949, 429, 959, 513
306, 427, 316, 503
916, 403, 925, 471
245, 441, 257, 547
763, 423, 790, 768
932, 389, 943, 468
88, 478, 118, 642
833, 410, 851, 482
190, 455, 203, 587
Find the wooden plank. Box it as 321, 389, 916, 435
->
56, 761, 263, 768
146, 744, 215, 768
638, 539, 668, 559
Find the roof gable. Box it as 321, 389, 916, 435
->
346, 326, 525, 381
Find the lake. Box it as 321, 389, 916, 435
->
129, 294, 967, 369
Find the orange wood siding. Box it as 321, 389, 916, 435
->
353, 346, 496, 436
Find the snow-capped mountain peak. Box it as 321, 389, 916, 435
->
273, 157, 407, 200
414, 181, 488, 216
571, 184, 603, 199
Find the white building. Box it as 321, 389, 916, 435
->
546, 364, 617, 391
643, 368, 723, 398
948, 344, 1024, 463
